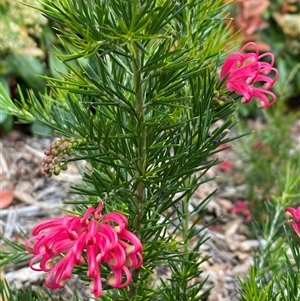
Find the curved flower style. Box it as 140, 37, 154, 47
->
220, 42, 279, 108
285, 206, 300, 237
25, 204, 143, 298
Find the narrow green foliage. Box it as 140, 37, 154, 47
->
237, 266, 278, 301
0, 238, 32, 267
0, 280, 82, 301
0, 0, 239, 299
238, 161, 300, 301
275, 227, 300, 301
235, 111, 299, 207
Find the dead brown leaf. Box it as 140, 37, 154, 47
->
0, 189, 14, 209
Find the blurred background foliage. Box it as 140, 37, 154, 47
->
1, 0, 299, 135
221, 0, 300, 225
0, 0, 69, 135
223, 0, 300, 117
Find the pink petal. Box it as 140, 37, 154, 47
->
240, 42, 259, 56
90, 272, 103, 298
125, 252, 143, 268
290, 221, 300, 237
107, 266, 132, 288
285, 207, 300, 220
98, 223, 119, 249
226, 82, 253, 101
81, 207, 96, 225
102, 212, 129, 233
104, 243, 126, 269
258, 52, 275, 66
87, 244, 99, 277
251, 88, 277, 108
220, 53, 244, 79
118, 230, 143, 254
45, 252, 75, 289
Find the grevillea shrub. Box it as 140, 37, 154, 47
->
0, 1, 280, 300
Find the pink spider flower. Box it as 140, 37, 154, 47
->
219, 160, 232, 172
220, 42, 279, 108
285, 206, 300, 237
25, 203, 143, 298
230, 200, 252, 221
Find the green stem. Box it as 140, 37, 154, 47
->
257, 205, 282, 270
128, 41, 146, 298
183, 195, 189, 253
180, 191, 190, 299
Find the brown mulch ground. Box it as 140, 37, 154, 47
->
1, 118, 298, 300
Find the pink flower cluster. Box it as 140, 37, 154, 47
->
220, 42, 278, 108
25, 204, 143, 298
230, 200, 252, 221
285, 206, 300, 237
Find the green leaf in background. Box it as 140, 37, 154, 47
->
49, 46, 68, 79
31, 122, 52, 137
0, 75, 9, 94
0, 76, 13, 134
5, 53, 46, 92
0, 109, 13, 134
0, 109, 9, 123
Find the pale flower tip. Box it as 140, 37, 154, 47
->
108, 258, 117, 266
107, 274, 116, 286
89, 280, 96, 291
89, 281, 94, 290
246, 77, 253, 84
96, 253, 102, 263
39, 246, 46, 252
126, 245, 135, 254
114, 225, 121, 233
45, 260, 55, 270
285, 211, 293, 221
125, 258, 132, 266
58, 279, 67, 287
234, 61, 241, 68
285, 207, 297, 220
257, 101, 265, 108
89, 280, 102, 297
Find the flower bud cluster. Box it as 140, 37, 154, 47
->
42, 137, 81, 177
212, 93, 234, 106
